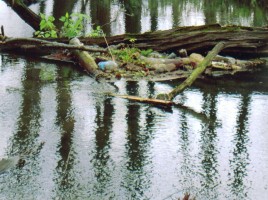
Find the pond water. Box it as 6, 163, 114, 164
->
1, 0, 268, 37
0, 0, 268, 199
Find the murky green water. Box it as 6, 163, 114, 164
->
1, 0, 268, 199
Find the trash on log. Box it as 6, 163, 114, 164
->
109, 42, 226, 108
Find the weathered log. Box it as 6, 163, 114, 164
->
156, 42, 226, 101
73, 24, 268, 57
69, 38, 101, 77
0, 37, 107, 53
3, 0, 41, 31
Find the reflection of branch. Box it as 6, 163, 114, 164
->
98, 8, 130, 28
229, 94, 251, 198
174, 102, 211, 123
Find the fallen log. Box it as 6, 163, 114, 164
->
62, 24, 268, 57
1, 36, 265, 82
3, 0, 41, 31
69, 38, 102, 77
0, 37, 107, 54
156, 42, 226, 101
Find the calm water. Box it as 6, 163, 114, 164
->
1, 0, 268, 37
0, 0, 268, 199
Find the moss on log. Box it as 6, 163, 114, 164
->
69, 38, 100, 77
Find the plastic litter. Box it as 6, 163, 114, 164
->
98, 61, 118, 71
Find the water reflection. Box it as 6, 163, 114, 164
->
123, 82, 148, 199
1, 60, 43, 199
1, 0, 267, 38
198, 91, 220, 199
54, 66, 76, 199
229, 93, 251, 199
90, 0, 111, 35
52, 0, 78, 28
0, 56, 268, 199
178, 111, 198, 195
123, 0, 142, 33
92, 98, 113, 195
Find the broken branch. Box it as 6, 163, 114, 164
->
156, 42, 226, 101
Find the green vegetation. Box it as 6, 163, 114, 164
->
59, 12, 89, 38
35, 12, 102, 39
34, 13, 57, 38
88, 26, 105, 38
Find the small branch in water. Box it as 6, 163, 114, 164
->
108, 93, 173, 109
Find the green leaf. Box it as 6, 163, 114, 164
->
40, 13, 45, 19
59, 16, 66, 22
50, 30, 58, 38
40, 22, 46, 30
48, 16, 55, 21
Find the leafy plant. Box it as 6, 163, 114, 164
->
112, 47, 140, 63
59, 12, 89, 38
35, 13, 57, 38
88, 26, 105, 38
140, 49, 153, 57
129, 37, 137, 43
35, 12, 90, 38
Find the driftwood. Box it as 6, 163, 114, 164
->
3, 0, 41, 31
76, 24, 268, 57
156, 42, 226, 101
0, 37, 107, 54
69, 38, 101, 77
109, 93, 173, 108
110, 42, 225, 108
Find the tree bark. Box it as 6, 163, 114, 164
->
0, 37, 107, 53
74, 24, 268, 57
156, 42, 226, 101
69, 38, 101, 77
4, 0, 41, 31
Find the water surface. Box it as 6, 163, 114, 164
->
0, 0, 268, 199
0, 0, 267, 37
